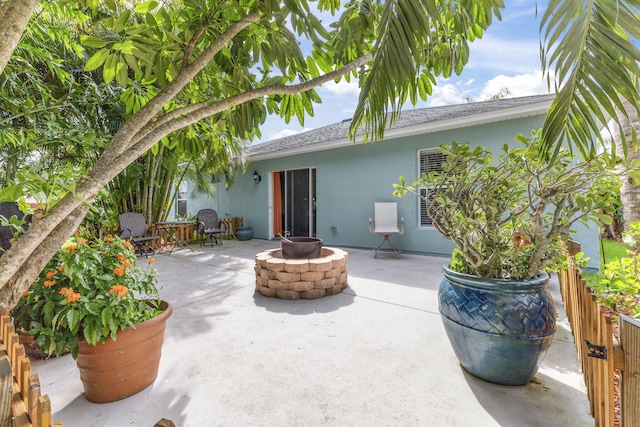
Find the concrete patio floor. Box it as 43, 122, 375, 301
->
32, 239, 593, 426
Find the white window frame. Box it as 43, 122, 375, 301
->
176, 181, 188, 217
418, 148, 445, 228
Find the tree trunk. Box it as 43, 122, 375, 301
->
0, 204, 89, 309
0, 0, 38, 75
0, 5, 371, 311
614, 97, 640, 230
0, 141, 139, 310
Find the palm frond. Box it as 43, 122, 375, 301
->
350, 0, 504, 143
541, 0, 640, 158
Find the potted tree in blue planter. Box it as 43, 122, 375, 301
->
394, 129, 621, 385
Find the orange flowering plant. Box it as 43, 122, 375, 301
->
11, 236, 161, 358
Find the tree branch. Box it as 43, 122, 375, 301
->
125, 54, 374, 159
182, 26, 206, 69
0, 203, 90, 310
104, 10, 262, 160
0, 0, 39, 75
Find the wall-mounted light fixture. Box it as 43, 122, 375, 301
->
253, 171, 262, 184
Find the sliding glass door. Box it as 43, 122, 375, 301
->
272, 168, 316, 237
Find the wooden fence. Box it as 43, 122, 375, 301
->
147, 217, 243, 250
0, 315, 62, 427
558, 241, 640, 427
101, 216, 244, 251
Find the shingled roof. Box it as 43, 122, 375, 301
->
250, 94, 555, 160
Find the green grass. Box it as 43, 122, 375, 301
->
582, 271, 601, 287
600, 239, 628, 265
582, 239, 628, 287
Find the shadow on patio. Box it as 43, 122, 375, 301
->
32, 239, 592, 426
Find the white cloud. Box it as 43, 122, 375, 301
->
479, 71, 551, 99
421, 78, 478, 107
418, 71, 554, 108
426, 82, 471, 106
321, 79, 360, 96
268, 127, 314, 141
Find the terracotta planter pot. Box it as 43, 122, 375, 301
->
19, 333, 48, 359
76, 301, 173, 403
18, 333, 69, 359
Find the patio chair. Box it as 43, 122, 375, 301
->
197, 209, 227, 247
118, 212, 160, 257
369, 202, 404, 258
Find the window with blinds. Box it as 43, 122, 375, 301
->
418, 149, 445, 227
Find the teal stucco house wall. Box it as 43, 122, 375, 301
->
186, 94, 601, 269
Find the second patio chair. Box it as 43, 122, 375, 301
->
197, 209, 227, 247
369, 202, 404, 258
118, 212, 160, 257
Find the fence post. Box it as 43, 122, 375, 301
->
602, 314, 615, 426
0, 312, 61, 427
620, 314, 640, 427
0, 355, 11, 427
559, 241, 619, 426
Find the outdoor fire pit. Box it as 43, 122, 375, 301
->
280, 237, 323, 259
254, 246, 348, 299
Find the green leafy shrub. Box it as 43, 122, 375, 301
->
11, 236, 161, 358
593, 222, 640, 318
393, 129, 615, 280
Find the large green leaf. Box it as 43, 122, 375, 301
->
541, 0, 640, 159
0, 185, 23, 202
84, 48, 109, 71
350, 0, 504, 143
134, 1, 158, 14
80, 35, 107, 48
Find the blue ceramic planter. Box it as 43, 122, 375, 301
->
236, 227, 253, 241
438, 265, 556, 385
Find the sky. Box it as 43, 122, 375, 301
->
256, 0, 553, 143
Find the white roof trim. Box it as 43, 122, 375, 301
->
250, 97, 553, 162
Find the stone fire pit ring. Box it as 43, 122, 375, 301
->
254, 247, 348, 299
